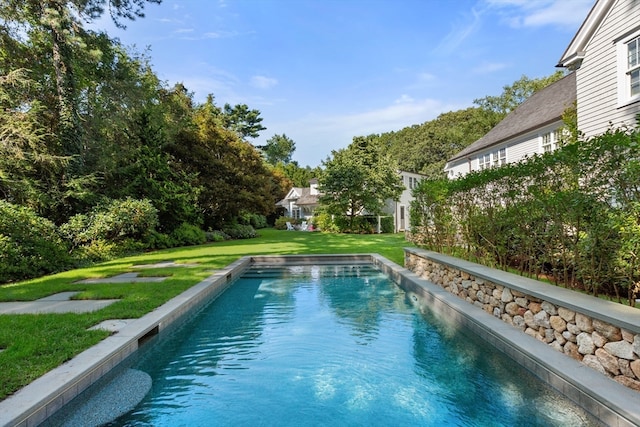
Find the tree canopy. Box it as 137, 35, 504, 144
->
319, 135, 403, 230
259, 133, 296, 165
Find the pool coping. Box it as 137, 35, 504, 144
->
0, 254, 637, 426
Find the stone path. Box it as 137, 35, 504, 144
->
0, 292, 119, 315
75, 272, 168, 284
0, 265, 178, 322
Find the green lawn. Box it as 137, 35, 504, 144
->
0, 229, 414, 400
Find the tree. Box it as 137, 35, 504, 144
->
0, 69, 67, 210
274, 162, 321, 187
473, 71, 565, 116
103, 109, 201, 232
168, 96, 278, 229
259, 133, 296, 165
222, 102, 266, 139
381, 107, 498, 178
319, 135, 403, 231
0, 0, 161, 165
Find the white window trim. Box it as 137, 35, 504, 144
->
478, 153, 490, 170
617, 29, 640, 107
541, 130, 561, 153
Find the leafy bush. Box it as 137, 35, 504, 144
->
222, 224, 257, 239
274, 216, 298, 230
333, 215, 377, 234
60, 198, 158, 261
409, 125, 640, 304
0, 201, 71, 283
170, 223, 207, 246
239, 213, 268, 229
205, 230, 229, 242
312, 211, 339, 233
61, 198, 158, 247
144, 230, 174, 249
380, 216, 394, 234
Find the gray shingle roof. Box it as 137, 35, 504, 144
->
448, 72, 576, 162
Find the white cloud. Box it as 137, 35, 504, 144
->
436, 7, 484, 54
485, 0, 594, 28
417, 72, 436, 82
250, 75, 278, 90
261, 97, 466, 166
472, 61, 510, 74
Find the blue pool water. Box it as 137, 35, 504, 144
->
101, 264, 595, 426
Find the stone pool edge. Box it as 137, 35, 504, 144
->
0, 256, 256, 427
391, 250, 640, 427
0, 253, 636, 426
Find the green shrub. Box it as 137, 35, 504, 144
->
205, 230, 229, 242
60, 198, 158, 261
0, 201, 71, 282
223, 224, 257, 239
240, 213, 268, 229
312, 211, 339, 233
170, 223, 207, 246
380, 216, 394, 233
61, 198, 158, 248
274, 216, 298, 230
144, 230, 174, 249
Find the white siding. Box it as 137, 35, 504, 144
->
577, 0, 640, 136
383, 171, 427, 232
444, 121, 564, 178
445, 158, 471, 178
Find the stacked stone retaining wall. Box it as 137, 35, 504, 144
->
404, 248, 640, 393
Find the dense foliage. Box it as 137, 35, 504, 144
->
0, 0, 293, 282
0, 201, 71, 282
409, 123, 640, 305
319, 135, 403, 232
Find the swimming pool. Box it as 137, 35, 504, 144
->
53, 262, 597, 426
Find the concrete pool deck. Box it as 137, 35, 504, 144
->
0, 254, 638, 426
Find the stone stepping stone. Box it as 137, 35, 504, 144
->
132, 260, 198, 269
0, 292, 119, 314
76, 272, 168, 284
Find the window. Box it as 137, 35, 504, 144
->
618, 32, 640, 105
478, 153, 490, 170
490, 148, 506, 167
629, 36, 640, 97
497, 147, 506, 165
541, 131, 560, 153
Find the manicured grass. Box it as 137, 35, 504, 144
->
0, 229, 413, 400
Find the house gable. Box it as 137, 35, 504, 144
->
558, 0, 640, 137
445, 73, 576, 177
557, 0, 615, 70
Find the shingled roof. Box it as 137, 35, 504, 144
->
448, 72, 576, 163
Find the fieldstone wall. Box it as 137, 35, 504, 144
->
405, 250, 640, 393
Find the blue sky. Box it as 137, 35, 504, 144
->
96, 0, 594, 167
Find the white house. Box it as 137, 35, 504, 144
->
277, 172, 425, 233
557, 0, 640, 137
382, 171, 426, 232
276, 178, 320, 220
445, 0, 640, 178
444, 72, 576, 178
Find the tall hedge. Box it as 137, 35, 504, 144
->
409, 124, 640, 305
